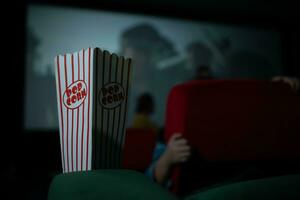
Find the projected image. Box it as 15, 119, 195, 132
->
25, 4, 283, 130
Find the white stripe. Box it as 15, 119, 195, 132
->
73, 52, 79, 172
54, 56, 65, 172
88, 48, 94, 170
66, 54, 72, 173
60, 55, 68, 173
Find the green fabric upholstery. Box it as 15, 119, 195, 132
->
48, 169, 177, 200
185, 174, 300, 200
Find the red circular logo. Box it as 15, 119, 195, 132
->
63, 80, 87, 109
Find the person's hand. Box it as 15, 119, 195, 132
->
153, 133, 191, 184
272, 76, 300, 93
163, 133, 191, 165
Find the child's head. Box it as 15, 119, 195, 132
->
136, 93, 154, 115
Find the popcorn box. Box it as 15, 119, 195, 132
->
55, 47, 132, 173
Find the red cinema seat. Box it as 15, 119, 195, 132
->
122, 128, 156, 172
164, 80, 300, 195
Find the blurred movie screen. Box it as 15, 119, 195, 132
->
25, 4, 283, 131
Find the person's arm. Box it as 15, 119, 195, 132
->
154, 133, 191, 185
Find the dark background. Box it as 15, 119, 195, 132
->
2, 0, 300, 199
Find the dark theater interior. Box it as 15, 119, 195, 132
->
3, 0, 300, 199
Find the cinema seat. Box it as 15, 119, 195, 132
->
185, 173, 300, 200
164, 80, 300, 196
48, 170, 177, 200
122, 128, 156, 172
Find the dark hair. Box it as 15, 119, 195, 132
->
194, 65, 213, 80
136, 93, 154, 114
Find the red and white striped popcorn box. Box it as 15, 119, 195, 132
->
55, 47, 132, 173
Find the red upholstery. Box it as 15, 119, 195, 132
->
164, 80, 300, 194
122, 128, 156, 172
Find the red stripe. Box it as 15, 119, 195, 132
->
57, 56, 65, 172
64, 54, 69, 173
71, 54, 74, 172
81, 49, 85, 171
86, 47, 91, 170
76, 52, 80, 171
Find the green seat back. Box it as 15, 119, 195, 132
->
185, 174, 300, 200
48, 169, 177, 200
